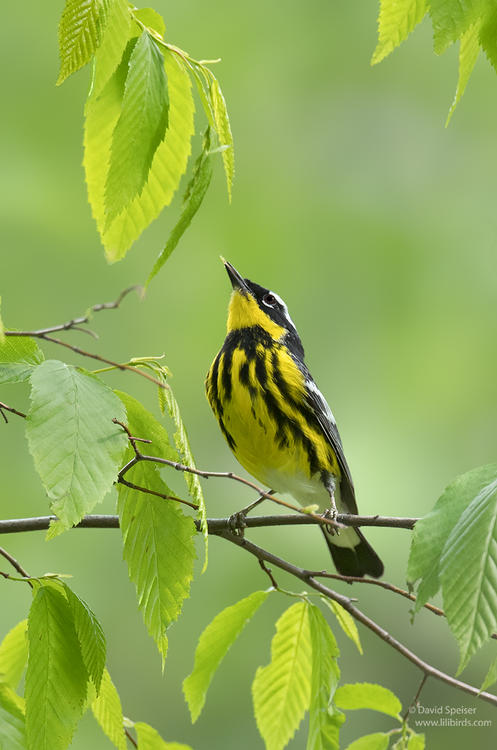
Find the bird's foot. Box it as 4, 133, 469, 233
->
322, 507, 339, 537
228, 510, 248, 537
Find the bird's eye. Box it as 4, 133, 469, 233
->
263, 293, 276, 306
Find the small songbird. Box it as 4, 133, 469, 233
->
206, 261, 383, 578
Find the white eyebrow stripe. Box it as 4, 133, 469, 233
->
271, 291, 298, 331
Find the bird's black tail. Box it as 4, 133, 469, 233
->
322, 527, 384, 578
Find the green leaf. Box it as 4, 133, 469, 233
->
0, 336, 44, 384
345, 734, 390, 750
407, 464, 497, 610
252, 601, 312, 750
105, 30, 169, 226
480, 7, 497, 72
0, 620, 28, 689
372, 0, 428, 64
481, 653, 497, 690
116, 393, 195, 665
406, 733, 425, 750
323, 599, 363, 655
334, 683, 402, 719
25, 585, 88, 750
26, 360, 127, 531
429, 0, 485, 54
306, 605, 344, 750
147, 128, 213, 284
446, 21, 480, 125
63, 584, 106, 693
440, 471, 497, 671
91, 668, 126, 750
114, 390, 178, 462
133, 8, 166, 37
159, 382, 208, 571
135, 722, 192, 749
93, 0, 132, 96
183, 590, 269, 722
84, 45, 195, 261
57, 0, 109, 85
209, 74, 234, 199
0, 683, 26, 750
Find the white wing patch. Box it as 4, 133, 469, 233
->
306, 378, 337, 426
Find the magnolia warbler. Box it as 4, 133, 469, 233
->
206, 261, 384, 578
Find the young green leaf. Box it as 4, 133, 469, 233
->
323, 599, 363, 655
209, 74, 234, 199
135, 722, 193, 749
91, 668, 126, 750
0, 619, 28, 689
334, 683, 402, 719
252, 601, 312, 750
85, 43, 195, 261
481, 653, 497, 691
147, 129, 213, 284
92, 0, 132, 96
183, 590, 269, 722
406, 733, 425, 750
306, 604, 344, 750
372, 0, 428, 64
25, 585, 88, 750
0, 336, 44, 384
480, 7, 497, 71
407, 464, 497, 611
446, 22, 480, 125
26, 360, 127, 531
57, 0, 109, 85
0, 683, 26, 750
114, 389, 178, 462
440, 471, 497, 672
345, 734, 390, 750
133, 8, 166, 37
105, 30, 169, 226
429, 0, 484, 54
118, 463, 196, 665
63, 584, 106, 693
159, 382, 208, 570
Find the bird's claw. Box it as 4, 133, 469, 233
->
323, 507, 339, 536
228, 511, 247, 537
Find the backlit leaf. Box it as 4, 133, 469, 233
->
183, 590, 268, 722
429, 0, 485, 54
446, 21, 480, 125
57, 0, 109, 85
91, 668, 126, 750
135, 722, 192, 749
334, 683, 402, 719
25, 585, 88, 750
0, 619, 28, 689
63, 584, 106, 693
209, 75, 234, 198
345, 734, 390, 750
252, 601, 312, 750
372, 0, 428, 64
93, 0, 132, 96
323, 599, 363, 655
306, 604, 343, 750
105, 31, 169, 225
0, 683, 26, 750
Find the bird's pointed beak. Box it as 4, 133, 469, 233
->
223, 259, 250, 294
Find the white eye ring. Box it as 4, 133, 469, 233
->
262, 293, 276, 307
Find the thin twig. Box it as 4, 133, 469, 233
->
214, 530, 497, 707
0, 401, 27, 421
118, 476, 198, 510
403, 673, 428, 722
0, 546, 30, 577
125, 727, 138, 748
259, 560, 278, 589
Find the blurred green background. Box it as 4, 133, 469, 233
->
1, 1, 497, 747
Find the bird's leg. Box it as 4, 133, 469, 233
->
228, 490, 275, 536
322, 473, 339, 537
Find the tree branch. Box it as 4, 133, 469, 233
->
213, 529, 497, 708
0, 401, 27, 422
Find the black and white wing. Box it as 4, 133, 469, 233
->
303, 371, 358, 514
